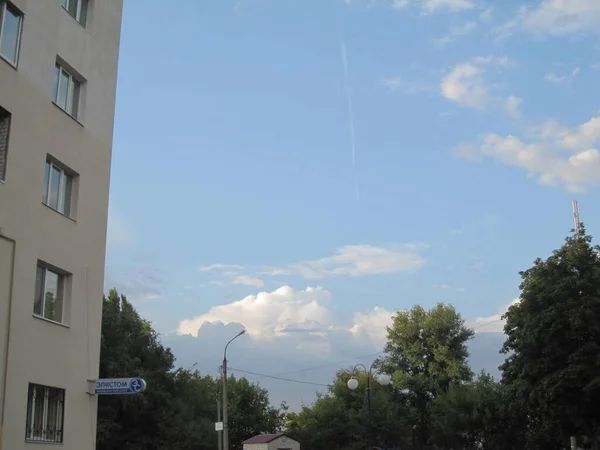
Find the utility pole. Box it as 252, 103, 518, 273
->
222, 330, 245, 450
222, 358, 228, 450
217, 397, 222, 450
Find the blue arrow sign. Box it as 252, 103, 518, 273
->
95, 378, 147, 395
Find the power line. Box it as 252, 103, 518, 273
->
228, 319, 504, 387
228, 367, 329, 387
269, 351, 384, 378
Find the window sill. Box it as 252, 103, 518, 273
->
62, 6, 87, 28
25, 439, 64, 445
0, 53, 18, 70
52, 102, 84, 127
32, 314, 70, 329
42, 202, 77, 222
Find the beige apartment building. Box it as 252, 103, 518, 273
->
0, 0, 123, 449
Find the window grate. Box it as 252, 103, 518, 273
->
25, 384, 65, 443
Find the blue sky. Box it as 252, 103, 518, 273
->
105, 0, 600, 408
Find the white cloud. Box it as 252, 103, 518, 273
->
455, 116, 600, 192
480, 6, 493, 22
178, 285, 399, 350
178, 286, 333, 339
504, 95, 523, 118
261, 244, 427, 280
380, 76, 434, 94
423, 0, 475, 13
392, 0, 409, 9
105, 267, 166, 302
494, 0, 600, 39
349, 307, 395, 349
467, 298, 521, 333
433, 21, 477, 47
381, 76, 403, 91
233, 275, 264, 287
198, 263, 244, 272
440, 56, 517, 115
346, 0, 475, 13
544, 67, 580, 84
440, 62, 485, 107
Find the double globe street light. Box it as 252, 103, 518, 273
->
346, 363, 392, 425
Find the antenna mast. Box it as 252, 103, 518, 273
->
572, 200, 582, 234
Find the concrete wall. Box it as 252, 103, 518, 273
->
268, 435, 301, 450
0, 0, 122, 449
244, 443, 269, 450
243, 436, 301, 450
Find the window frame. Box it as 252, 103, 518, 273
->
25, 383, 65, 444
0, 1, 23, 67
43, 159, 74, 217
34, 263, 66, 324
0, 106, 10, 182
61, 0, 88, 26
53, 63, 81, 119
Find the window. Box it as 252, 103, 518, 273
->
52, 63, 81, 118
0, 106, 10, 182
25, 384, 65, 443
43, 159, 74, 216
34, 263, 66, 323
61, 0, 88, 26
0, 1, 22, 66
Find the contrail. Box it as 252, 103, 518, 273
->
340, 35, 360, 202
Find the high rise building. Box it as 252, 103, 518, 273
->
0, 0, 123, 448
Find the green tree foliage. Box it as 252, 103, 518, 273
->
97, 289, 284, 450
285, 369, 411, 450
382, 303, 474, 448
501, 227, 600, 448
430, 372, 527, 450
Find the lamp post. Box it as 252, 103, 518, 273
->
222, 329, 246, 450
347, 363, 391, 446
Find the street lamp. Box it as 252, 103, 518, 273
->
222, 329, 246, 450
346, 363, 391, 425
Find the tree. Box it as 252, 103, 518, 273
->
501, 226, 600, 449
430, 372, 527, 450
382, 303, 474, 448
97, 289, 180, 450
285, 368, 412, 450
227, 375, 285, 449
97, 289, 286, 450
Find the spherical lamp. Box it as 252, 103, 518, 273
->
347, 377, 359, 390
377, 373, 392, 386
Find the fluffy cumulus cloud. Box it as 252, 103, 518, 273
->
454, 116, 600, 192
494, 0, 600, 39
178, 286, 334, 339
467, 298, 521, 333
171, 286, 511, 409
349, 307, 395, 349
261, 244, 427, 279
440, 56, 521, 116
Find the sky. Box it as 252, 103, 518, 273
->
104, 0, 600, 409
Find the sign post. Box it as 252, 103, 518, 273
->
95, 378, 147, 395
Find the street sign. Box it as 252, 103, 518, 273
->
215, 422, 223, 431
95, 378, 147, 395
